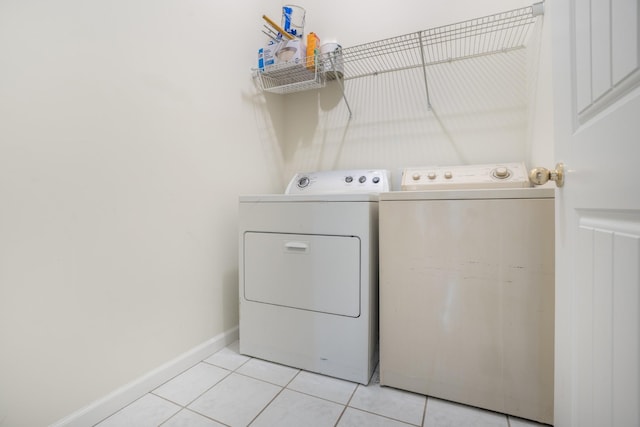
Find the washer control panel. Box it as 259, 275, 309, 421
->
285, 169, 391, 195
401, 162, 530, 190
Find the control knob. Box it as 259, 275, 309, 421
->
493, 167, 510, 179
297, 176, 310, 188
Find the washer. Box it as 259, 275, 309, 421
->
379, 162, 554, 424
239, 169, 389, 385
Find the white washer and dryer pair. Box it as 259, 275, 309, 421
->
379, 162, 555, 424
238, 169, 390, 385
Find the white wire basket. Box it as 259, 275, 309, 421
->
255, 60, 325, 94
254, 3, 543, 94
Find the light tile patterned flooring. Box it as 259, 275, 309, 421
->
95, 341, 551, 427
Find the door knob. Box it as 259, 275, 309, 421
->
529, 163, 565, 187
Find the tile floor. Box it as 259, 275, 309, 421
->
95, 341, 551, 427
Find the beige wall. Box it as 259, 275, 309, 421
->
0, 1, 553, 426
0, 1, 282, 426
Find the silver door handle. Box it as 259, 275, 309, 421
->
284, 241, 309, 251
529, 163, 565, 187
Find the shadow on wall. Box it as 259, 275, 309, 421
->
246, 43, 537, 182
243, 74, 330, 187
319, 80, 345, 113
279, 47, 533, 174
317, 81, 353, 171
277, 89, 321, 163
241, 78, 288, 187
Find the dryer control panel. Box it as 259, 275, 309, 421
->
401, 162, 530, 191
285, 169, 391, 195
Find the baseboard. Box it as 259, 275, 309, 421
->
50, 325, 239, 427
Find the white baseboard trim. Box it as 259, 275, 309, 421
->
50, 325, 239, 427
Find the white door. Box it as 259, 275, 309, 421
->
551, 0, 640, 426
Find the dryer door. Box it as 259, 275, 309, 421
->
243, 232, 361, 317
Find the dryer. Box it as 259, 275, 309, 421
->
239, 169, 389, 385
379, 162, 554, 424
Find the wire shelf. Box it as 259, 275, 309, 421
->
342, 4, 542, 80
256, 61, 325, 94
254, 3, 543, 94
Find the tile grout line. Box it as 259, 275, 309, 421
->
333, 363, 393, 427
178, 351, 256, 425
196, 346, 357, 425
91, 393, 150, 427
156, 346, 254, 426
344, 364, 425, 426
245, 366, 304, 426
283, 386, 355, 407
94, 342, 544, 427
332, 402, 349, 426
344, 405, 422, 426
422, 395, 429, 427
158, 407, 232, 427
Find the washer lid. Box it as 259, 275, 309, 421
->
380, 187, 554, 201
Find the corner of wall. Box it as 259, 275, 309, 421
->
50, 326, 239, 427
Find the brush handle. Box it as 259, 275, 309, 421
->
262, 14, 295, 40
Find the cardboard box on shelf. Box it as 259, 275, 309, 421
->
258, 39, 307, 70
